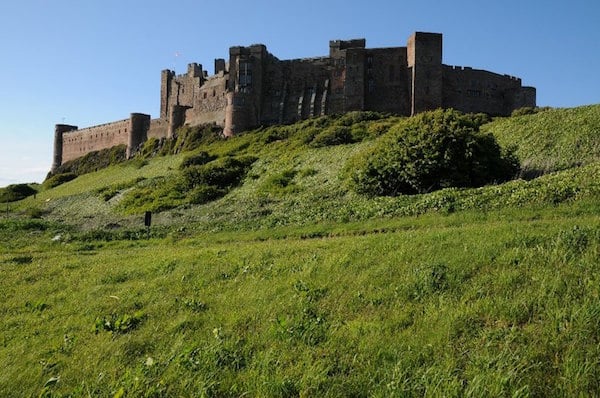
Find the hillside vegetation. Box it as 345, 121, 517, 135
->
483, 105, 600, 177
2, 105, 600, 397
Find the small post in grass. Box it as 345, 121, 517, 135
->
144, 211, 152, 239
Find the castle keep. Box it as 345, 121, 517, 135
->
51, 32, 535, 172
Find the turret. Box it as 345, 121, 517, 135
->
223, 44, 267, 136
160, 69, 174, 119
127, 113, 151, 158
51, 124, 77, 173
407, 32, 443, 115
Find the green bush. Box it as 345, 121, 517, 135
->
511, 106, 553, 117
182, 156, 257, 190
171, 124, 222, 154
180, 151, 217, 169
43, 173, 78, 189
23, 206, 45, 219
348, 109, 519, 196
138, 137, 161, 158
188, 185, 225, 205
309, 126, 353, 148
0, 184, 37, 202
336, 111, 386, 126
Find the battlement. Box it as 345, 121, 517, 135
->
329, 38, 366, 50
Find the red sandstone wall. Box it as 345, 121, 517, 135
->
61, 119, 130, 163
147, 118, 168, 139
184, 74, 228, 127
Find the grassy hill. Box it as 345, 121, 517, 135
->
483, 105, 600, 177
2, 105, 600, 397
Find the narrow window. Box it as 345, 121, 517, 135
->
239, 61, 253, 88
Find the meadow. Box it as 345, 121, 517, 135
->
1, 105, 600, 397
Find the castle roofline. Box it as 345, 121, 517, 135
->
329, 38, 366, 50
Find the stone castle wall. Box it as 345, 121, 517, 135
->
52, 32, 536, 171
442, 66, 534, 115
61, 119, 130, 164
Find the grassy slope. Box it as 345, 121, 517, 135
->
483, 105, 600, 175
2, 105, 600, 396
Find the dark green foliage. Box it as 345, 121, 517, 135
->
511, 106, 553, 117
137, 125, 222, 159
261, 169, 298, 195
94, 311, 145, 335
348, 109, 520, 196
74, 227, 168, 242
336, 110, 388, 126
170, 124, 222, 154
309, 125, 353, 147
179, 151, 217, 169
187, 185, 225, 205
49, 145, 127, 177
43, 173, 78, 189
10, 255, 33, 264
260, 127, 291, 144
116, 176, 186, 213
138, 137, 162, 158
118, 155, 257, 213
0, 184, 37, 202
23, 206, 45, 219
181, 156, 257, 190
0, 219, 53, 232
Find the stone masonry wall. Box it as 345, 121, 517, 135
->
61, 119, 130, 163
442, 66, 535, 115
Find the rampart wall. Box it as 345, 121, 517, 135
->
442, 66, 535, 115
147, 118, 168, 140
52, 113, 153, 172
61, 119, 130, 163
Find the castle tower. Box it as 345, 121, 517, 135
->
51, 124, 78, 173
407, 32, 443, 115
126, 113, 151, 158
224, 44, 266, 136
160, 69, 174, 119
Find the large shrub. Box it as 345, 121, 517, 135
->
0, 184, 37, 202
348, 109, 519, 196
180, 151, 217, 169
182, 156, 257, 190
43, 173, 78, 189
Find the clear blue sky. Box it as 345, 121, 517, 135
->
1, 0, 598, 187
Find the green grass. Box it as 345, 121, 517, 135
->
1, 206, 600, 396
483, 104, 600, 176
2, 105, 600, 396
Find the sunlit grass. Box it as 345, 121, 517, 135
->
2, 105, 600, 396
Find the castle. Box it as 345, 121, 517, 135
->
51, 32, 535, 172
